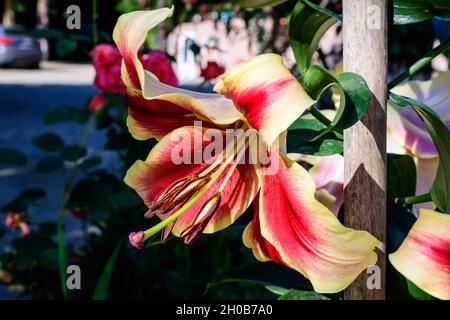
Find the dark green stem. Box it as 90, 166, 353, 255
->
92, 0, 98, 45
56, 114, 96, 299
388, 39, 450, 90
309, 105, 332, 127
394, 193, 432, 206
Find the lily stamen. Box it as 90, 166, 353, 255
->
130, 134, 249, 247
180, 193, 222, 244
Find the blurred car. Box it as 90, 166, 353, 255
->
0, 24, 42, 68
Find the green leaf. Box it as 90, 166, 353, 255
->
36, 156, 63, 173
278, 289, 329, 300
92, 242, 122, 300
328, 72, 371, 132
387, 154, 417, 200
79, 156, 102, 171
39, 249, 59, 271
206, 262, 312, 294
287, 118, 343, 156
32, 132, 64, 152
0, 148, 27, 165
62, 145, 87, 161
289, 0, 339, 76
0, 189, 46, 213
31, 28, 64, 39
236, 0, 287, 8
264, 285, 290, 296
407, 280, 434, 300
303, 0, 341, 20
394, 0, 450, 25
56, 38, 78, 57
302, 65, 371, 139
104, 93, 128, 108
44, 106, 89, 125
20, 188, 46, 201
390, 92, 450, 213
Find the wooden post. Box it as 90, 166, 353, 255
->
343, 0, 387, 300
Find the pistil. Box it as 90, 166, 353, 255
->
129, 132, 250, 248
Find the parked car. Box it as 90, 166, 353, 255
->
0, 24, 42, 68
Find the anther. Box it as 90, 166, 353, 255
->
181, 193, 221, 244
151, 175, 211, 217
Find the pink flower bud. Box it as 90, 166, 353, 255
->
4, 214, 15, 229
129, 231, 145, 249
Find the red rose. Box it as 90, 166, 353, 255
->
200, 61, 225, 81
89, 92, 105, 113
68, 207, 88, 220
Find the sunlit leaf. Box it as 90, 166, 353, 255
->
289, 0, 339, 76
394, 0, 450, 25
302, 65, 371, 139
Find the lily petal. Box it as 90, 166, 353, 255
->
124, 126, 259, 235
113, 8, 243, 140
308, 154, 344, 215
388, 70, 450, 158
214, 54, 315, 148
127, 74, 244, 140
246, 152, 379, 293
389, 209, 450, 300
413, 157, 438, 213
243, 196, 284, 263
113, 7, 174, 89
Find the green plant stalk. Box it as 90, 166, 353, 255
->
394, 193, 432, 206
56, 220, 67, 299
56, 114, 97, 299
309, 105, 332, 127
388, 39, 450, 90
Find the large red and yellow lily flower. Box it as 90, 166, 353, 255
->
389, 209, 450, 300
113, 7, 379, 293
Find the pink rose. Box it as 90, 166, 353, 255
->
4, 213, 31, 237
140, 50, 179, 87
4, 213, 15, 228
91, 44, 179, 94
91, 44, 127, 95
